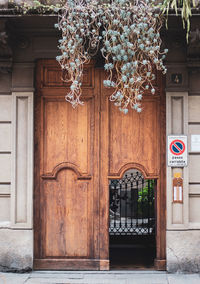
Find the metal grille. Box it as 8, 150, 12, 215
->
109, 171, 156, 236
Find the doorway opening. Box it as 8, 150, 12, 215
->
109, 169, 156, 269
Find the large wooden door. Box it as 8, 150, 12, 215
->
34, 60, 166, 270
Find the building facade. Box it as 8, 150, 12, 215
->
0, 3, 200, 272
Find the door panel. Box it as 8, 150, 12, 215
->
108, 98, 159, 176
43, 170, 91, 258
43, 99, 92, 175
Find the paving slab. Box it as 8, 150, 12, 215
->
0, 272, 30, 284
167, 273, 200, 284
30, 273, 84, 279
26, 279, 127, 284
0, 271, 200, 284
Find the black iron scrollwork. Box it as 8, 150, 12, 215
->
109, 170, 156, 236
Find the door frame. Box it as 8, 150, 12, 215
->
34, 61, 166, 270
155, 79, 166, 270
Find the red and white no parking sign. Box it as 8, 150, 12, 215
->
168, 136, 187, 167
170, 139, 185, 156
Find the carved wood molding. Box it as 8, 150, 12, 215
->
41, 162, 92, 180
40, 59, 95, 90
108, 162, 159, 180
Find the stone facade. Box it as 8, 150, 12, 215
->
165, 16, 200, 271
0, 14, 200, 272
0, 229, 33, 272
167, 231, 200, 273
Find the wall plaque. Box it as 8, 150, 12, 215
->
191, 135, 200, 152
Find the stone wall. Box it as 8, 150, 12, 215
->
165, 16, 200, 273
0, 72, 11, 226
167, 231, 200, 273
0, 65, 34, 272
0, 16, 58, 271
0, 49, 34, 273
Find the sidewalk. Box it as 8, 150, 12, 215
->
0, 271, 200, 284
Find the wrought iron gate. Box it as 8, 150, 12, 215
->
109, 171, 156, 236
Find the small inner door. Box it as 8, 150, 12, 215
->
109, 170, 156, 269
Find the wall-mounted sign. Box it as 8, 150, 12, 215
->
191, 135, 200, 152
173, 173, 183, 203
168, 136, 187, 167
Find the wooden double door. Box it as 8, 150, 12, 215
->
34, 59, 166, 270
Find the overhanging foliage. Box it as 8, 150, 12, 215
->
6, 0, 198, 113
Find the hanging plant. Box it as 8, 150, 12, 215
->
55, 0, 168, 113
9, 0, 169, 113
161, 0, 197, 42
8, 0, 63, 14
